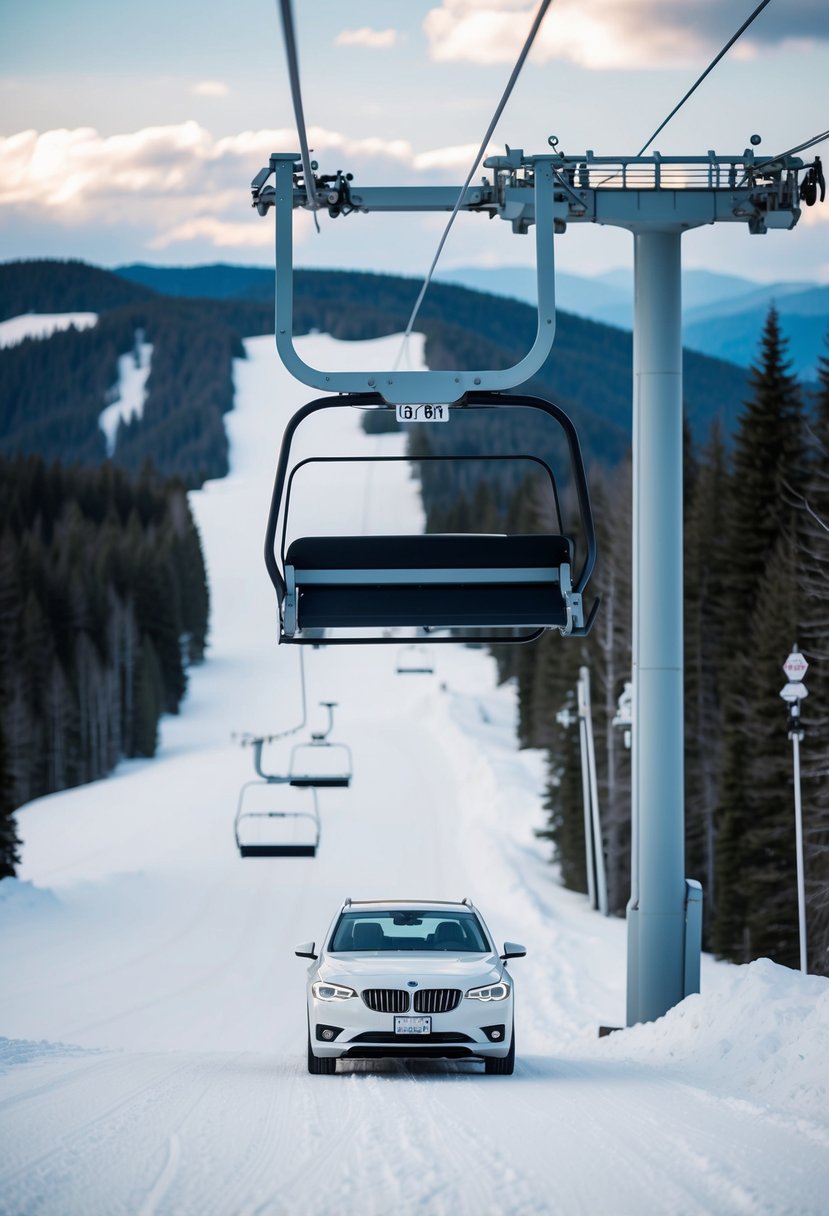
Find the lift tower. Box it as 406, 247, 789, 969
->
252, 143, 813, 1024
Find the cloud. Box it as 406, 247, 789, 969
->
148, 216, 272, 250
0, 123, 472, 257
413, 143, 493, 171
335, 27, 398, 50
423, 0, 829, 71
192, 80, 231, 97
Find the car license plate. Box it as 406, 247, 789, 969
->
394, 1016, 431, 1035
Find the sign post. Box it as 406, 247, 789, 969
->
780, 645, 809, 974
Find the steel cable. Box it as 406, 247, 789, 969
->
277, 0, 321, 230
394, 0, 555, 368
635, 0, 773, 157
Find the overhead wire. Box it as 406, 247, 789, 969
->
277, 0, 321, 231
394, 0, 555, 369
753, 129, 829, 168
634, 0, 773, 158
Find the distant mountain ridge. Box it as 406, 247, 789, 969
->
434, 264, 828, 379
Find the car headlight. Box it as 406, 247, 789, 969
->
312, 981, 356, 1001
466, 981, 510, 1002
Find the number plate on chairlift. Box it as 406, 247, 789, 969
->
394, 1015, 431, 1035
395, 404, 450, 423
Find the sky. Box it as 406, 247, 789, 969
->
1, 0, 829, 284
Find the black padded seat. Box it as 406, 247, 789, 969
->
289, 775, 350, 788
286, 533, 570, 569
284, 533, 572, 631
239, 843, 317, 857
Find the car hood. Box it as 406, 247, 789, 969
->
319, 953, 504, 984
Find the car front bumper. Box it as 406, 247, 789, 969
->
308, 994, 514, 1060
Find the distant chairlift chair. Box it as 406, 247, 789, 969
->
395, 645, 435, 675
288, 701, 353, 788
234, 736, 321, 857
264, 391, 598, 646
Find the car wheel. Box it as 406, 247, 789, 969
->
307, 1031, 336, 1075
484, 1025, 515, 1075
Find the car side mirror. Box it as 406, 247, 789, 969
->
295, 941, 317, 959
501, 942, 527, 960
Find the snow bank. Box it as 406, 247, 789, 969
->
0, 878, 60, 921
600, 958, 829, 1121
0, 312, 97, 348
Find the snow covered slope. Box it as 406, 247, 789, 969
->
1, 333, 828, 1216
0, 312, 97, 347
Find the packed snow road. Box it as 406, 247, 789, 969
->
1, 334, 828, 1216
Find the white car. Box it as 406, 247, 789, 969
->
296, 898, 526, 1075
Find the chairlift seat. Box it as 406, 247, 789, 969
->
283, 533, 573, 635
289, 774, 350, 788
234, 788, 320, 859
288, 734, 353, 789
239, 843, 317, 857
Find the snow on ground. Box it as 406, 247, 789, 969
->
0, 312, 97, 348
1, 332, 828, 1216
99, 340, 153, 455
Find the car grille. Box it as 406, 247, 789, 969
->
362, 988, 410, 1013
413, 988, 462, 1014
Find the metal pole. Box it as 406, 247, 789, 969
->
578, 679, 597, 910
791, 717, 807, 973
580, 666, 608, 916
628, 228, 689, 1024
780, 647, 809, 974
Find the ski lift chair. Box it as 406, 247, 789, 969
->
234, 783, 321, 858
396, 645, 435, 675
288, 701, 353, 788
265, 391, 598, 646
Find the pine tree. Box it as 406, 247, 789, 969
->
713, 308, 806, 962
684, 419, 730, 929
0, 713, 20, 879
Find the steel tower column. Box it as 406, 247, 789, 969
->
628, 229, 686, 1024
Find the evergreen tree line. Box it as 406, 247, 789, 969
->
413, 308, 829, 975
0, 455, 209, 878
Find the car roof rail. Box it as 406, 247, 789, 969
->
344, 897, 352, 907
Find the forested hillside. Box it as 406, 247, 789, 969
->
116, 260, 752, 466
2, 259, 752, 484
0, 457, 209, 877
426, 311, 828, 975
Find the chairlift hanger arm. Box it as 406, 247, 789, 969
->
254, 155, 558, 405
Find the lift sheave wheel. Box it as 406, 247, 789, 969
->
265, 391, 598, 645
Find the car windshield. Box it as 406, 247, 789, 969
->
330, 909, 489, 953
